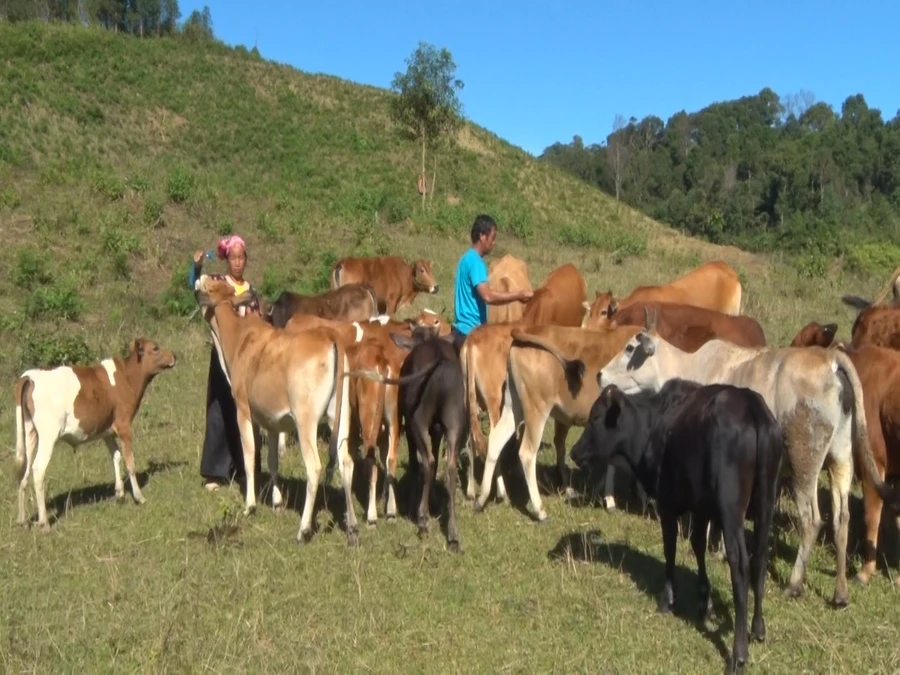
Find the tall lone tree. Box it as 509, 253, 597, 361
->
390, 41, 464, 211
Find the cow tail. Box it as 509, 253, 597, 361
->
510, 329, 586, 397
327, 340, 350, 482
463, 341, 487, 459
330, 262, 343, 290
834, 352, 898, 504
14, 376, 32, 483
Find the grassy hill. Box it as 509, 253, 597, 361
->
0, 21, 897, 672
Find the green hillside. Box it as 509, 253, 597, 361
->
1, 22, 899, 673
0, 20, 884, 374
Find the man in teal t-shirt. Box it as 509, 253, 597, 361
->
450, 214, 533, 350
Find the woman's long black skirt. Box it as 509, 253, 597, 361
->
200, 346, 262, 482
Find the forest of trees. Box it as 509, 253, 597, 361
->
539, 88, 900, 257
0, 0, 215, 41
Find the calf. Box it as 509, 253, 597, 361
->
268, 282, 378, 328
14, 338, 177, 531
570, 380, 783, 674
370, 328, 467, 551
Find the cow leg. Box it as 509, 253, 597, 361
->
690, 515, 712, 623
826, 458, 853, 607
657, 510, 678, 613
115, 427, 145, 505
266, 431, 284, 513
474, 402, 515, 512
295, 416, 322, 544
855, 465, 886, 586
750, 468, 778, 645
553, 422, 577, 501
16, 421, 37, 527
408, 419, 433, 537
236, 408, 259, 516
277, 432, 288, 458
786, 471, 822, 598
104, 436, 126, 501
723, 516, 751, 675
444, 426, 462, 552
383, 393, 400, 520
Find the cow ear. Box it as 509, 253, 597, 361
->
609, 300, 618, 317
823, 323, 838, 341
637, 332, 656, 356
602, 386, 622, 428
130, 338, 145, 362
390, 332, 416, 351
581, 300, 591, 312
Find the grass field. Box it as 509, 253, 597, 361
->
1, 21, 899, 674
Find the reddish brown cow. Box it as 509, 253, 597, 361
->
268, 283, 378, 328
589, 299, 767, 350
791, 321, 900, 587
840, 304, 900, 350
583, 260, 743, 323
15, 339, 177, 531
330, 255, 439, 316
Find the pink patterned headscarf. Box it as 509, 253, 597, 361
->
217, 234, 247, 260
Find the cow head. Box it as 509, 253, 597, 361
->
790, 321, 838, 348
389, 325, 455, 352
127, 337, 177, 378
412, 308, 451, 337
412, 260, 439, 294
598, 307, 669, 394
581, 291, 618, 329
570, 384, 638, 474
193, 275, 255, 384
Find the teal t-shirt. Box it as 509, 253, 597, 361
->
453, 248, 489, 335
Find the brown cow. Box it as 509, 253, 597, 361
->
487, 254, 532, 324
840, 304, 900, 350
583, 260, 743, 322
472, 324, 642, 520
590, 299, 767, 350
521, 263, 588, 326
330, 255, 439, 316
14, 338, 177, 531
791, 321, 900, 587
194, 276, 358, 546
268, 283, 378, 328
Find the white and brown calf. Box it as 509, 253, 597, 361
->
14, 338, 177, 531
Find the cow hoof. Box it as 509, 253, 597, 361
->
447, 540, 460, 553
417, 526, 428, 539
563, 487, 579, 502
273, 503, 286, 516
38, 522, 52, 534
347, 529, 360, 548
852, 572, 870, 586
894, 576, 900, 589
297, 529, 314, 545
243, 505, 257, 517
534, 509, 549, 523
831, 591, 849, 608
385, 513, 396, 522
473, 501, 485, 514
366, 520, 377, 529
115, 491, 126, 502
784, 584, 803, 599
751, 618, 766, 643
133, 494, 146, 506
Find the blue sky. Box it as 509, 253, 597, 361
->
179, 0, 900, 157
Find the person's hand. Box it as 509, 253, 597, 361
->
193, 249, 205, 265
520, 290, 534, 302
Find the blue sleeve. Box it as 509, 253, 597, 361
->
470, 256, 488, 287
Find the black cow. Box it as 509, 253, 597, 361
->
375, 327, 467, 552
570, 379, 783, 675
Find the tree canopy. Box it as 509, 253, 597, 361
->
540, 89, 900, 258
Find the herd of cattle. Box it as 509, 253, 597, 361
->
12, 252, 900, 673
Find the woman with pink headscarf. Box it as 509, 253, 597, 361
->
190, 234, 262, 491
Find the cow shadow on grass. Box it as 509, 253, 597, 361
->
42, 459, 187, 527
548, 530, 734, 665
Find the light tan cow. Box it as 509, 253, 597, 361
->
487, 254, 532, 324
14, 338, 176, 531
597, 310, 900, 606
583, 260, 743, 323
330, 255, 439, 316
194, 275, 357, 546
472, 324, 641, 520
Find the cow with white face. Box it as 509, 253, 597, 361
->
597, 309, 900, 608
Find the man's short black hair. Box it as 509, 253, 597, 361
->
471, 214, 497, 244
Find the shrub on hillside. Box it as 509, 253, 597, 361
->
167, 165, 196, 203
19, 330, 94, 372
24, 278, 85, 321
13, 248, 53, 289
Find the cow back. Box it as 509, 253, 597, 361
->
488, 254, 532, 324
521, 263, 587, 327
